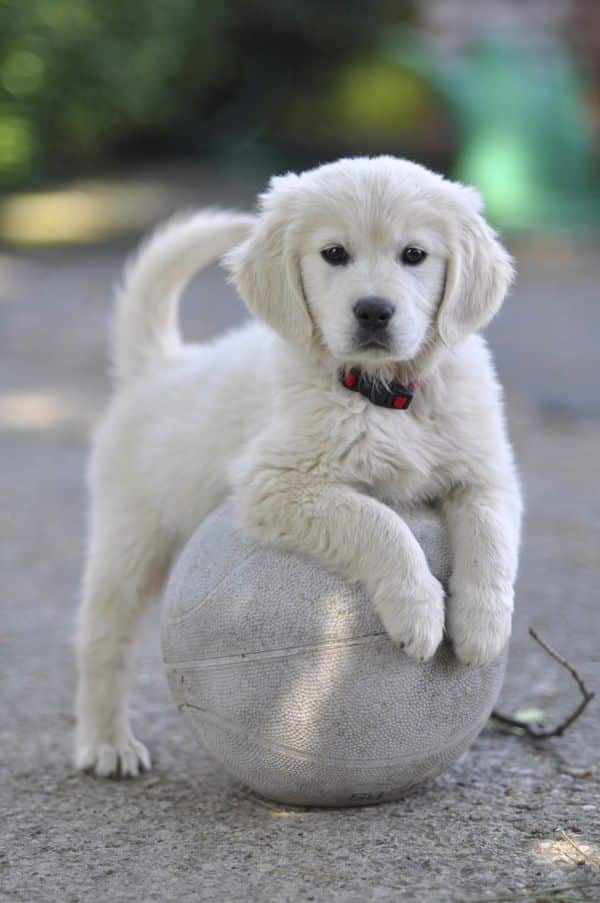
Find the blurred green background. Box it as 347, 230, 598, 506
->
1, 0, 600, 242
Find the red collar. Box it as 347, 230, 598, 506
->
340, 367, 422, 410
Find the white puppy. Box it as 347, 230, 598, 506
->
75, 156, 522, 778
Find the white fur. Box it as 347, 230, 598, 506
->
75, 156, 522, 777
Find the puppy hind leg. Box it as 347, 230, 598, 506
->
75, 519, 171, 777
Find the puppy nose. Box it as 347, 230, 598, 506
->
353, 297, 395, 329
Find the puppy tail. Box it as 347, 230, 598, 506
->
113, 210, 255, 384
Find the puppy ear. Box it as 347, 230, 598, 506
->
438, 188, 515, 347
224, 178, 313, 347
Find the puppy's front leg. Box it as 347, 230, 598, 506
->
443, 482, 522, 666
238, 475, 445, 661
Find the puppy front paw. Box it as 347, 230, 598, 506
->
374, 572, 445, 661
449, 583, 513, 666
75, 731, 151, 778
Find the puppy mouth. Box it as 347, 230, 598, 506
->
348, 333, 422, 364
355, 336, 392, 352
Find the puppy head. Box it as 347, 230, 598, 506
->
226, 157, 514, 366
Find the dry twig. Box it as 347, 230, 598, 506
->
491, 628, 595, 739
559, 830, 600, 869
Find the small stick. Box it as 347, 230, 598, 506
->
559, 830, 600, 868
491, 627, 595, 739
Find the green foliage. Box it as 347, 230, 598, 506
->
0, 0, 410, 187
282, 56, 446, 165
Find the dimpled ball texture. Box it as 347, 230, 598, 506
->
162, 499, 507, 807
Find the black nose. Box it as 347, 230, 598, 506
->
353, 297, 395, 330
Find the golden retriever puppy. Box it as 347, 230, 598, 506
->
75, 157, 521, 777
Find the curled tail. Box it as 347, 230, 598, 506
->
113, 209, 254, 384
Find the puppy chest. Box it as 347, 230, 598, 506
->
330, 414, 443, 496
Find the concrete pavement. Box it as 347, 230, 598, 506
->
1, 219, 599, 902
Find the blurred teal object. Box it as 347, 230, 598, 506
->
388, 33, 600, 232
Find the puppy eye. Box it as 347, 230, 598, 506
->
401, 246, 427, 266
321, 245, 350, 266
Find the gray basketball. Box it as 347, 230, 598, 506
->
161, 499, 507, 807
